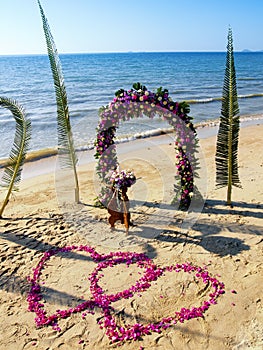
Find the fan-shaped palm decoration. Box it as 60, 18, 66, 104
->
0, 97, 31, 217
37, 0, 80, 203
216, 27, 242, 206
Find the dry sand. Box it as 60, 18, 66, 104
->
0, 123, 262, 350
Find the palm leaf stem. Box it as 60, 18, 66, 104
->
0, 98, 31, 217
37, 0, 79, 203
215, 27, 241, 206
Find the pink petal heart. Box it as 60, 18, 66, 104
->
91, 261, 225, 343
27, 245, 226, 343
27, 245, 153, 330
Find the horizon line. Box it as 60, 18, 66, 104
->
0, 49, 261, 57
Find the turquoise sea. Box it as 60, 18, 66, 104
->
0, 52, 263, 159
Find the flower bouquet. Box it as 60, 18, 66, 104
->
110, 168, 136, 190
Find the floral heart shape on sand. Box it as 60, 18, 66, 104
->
89, 257, 226, 342
27, 245, 225, 342
27, 245, 157, 331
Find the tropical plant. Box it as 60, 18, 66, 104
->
215, 27, 242, 205
37, 0, 80, 203
0, 97, 31, 217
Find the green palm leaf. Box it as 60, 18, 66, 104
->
216, 27, 242, 205
37, 0, 79, 203
0, 97, 31, 217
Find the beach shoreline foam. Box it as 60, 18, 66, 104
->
1, 113, 263, 169
1, 114, 262, 181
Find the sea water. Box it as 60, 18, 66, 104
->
0, 52, 263, 159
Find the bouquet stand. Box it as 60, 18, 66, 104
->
108, 185, 131, 234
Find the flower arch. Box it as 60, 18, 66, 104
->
94, 83, 198, 210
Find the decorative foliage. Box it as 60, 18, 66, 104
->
27, 245, 226, 343
0, 97, 31, 217
94, 83, 198, 210
37, 0, 80, 203
216, 27, 242, 205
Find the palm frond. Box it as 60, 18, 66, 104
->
37, 0, 79, 202
0, 97, 31, 217
215, 27, 242, 205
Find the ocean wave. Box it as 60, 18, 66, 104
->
238, 93, 263, 99
186, 97, 222, 104
1, 114, 263, 167
0, 118, 16, 125
186, 93, 263, 104
238, 77, 263, 81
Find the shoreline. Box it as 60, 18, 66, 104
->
0, 115, 262, 181
0, 114, 262, 174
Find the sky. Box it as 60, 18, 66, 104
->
0, 0, 262, 55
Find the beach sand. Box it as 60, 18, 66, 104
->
0, 123, 262, 350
